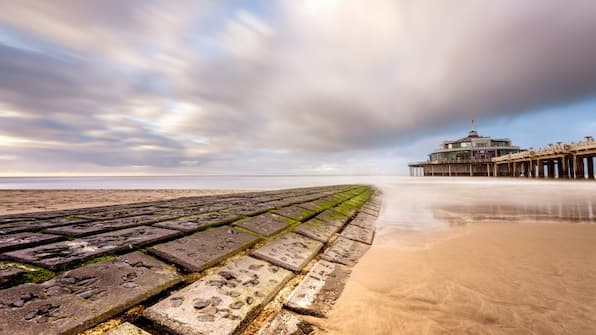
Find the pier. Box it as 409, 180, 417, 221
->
492, 136, 596, 179
409, 131, 595, 180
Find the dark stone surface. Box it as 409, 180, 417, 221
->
293, 218, 341, 243
2, 226, 181, 271
349, 212, 377, 229
0, 252, 180, 335
229, 203, 273, 217
75, 207, 160, 221
0, 266, 25, 287
0, 217, 93, 235
0, 233, 64, 252
44, 215, 172, 237
251, 233, 323, 272
321, 237, 371, 267
143, 255, 292, 335
340, 224, 375, 245
149, 226, 259, 272
153, 211, 240, 232
272, 206, 316, 222
233, 213, 293, 237
314, 208, 350, 227
256, 310, 319, 335
284, 260, 351, 317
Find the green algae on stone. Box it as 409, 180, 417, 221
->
0, 261, 55, 288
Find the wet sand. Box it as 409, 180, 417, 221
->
319, 178, 596, 335
0, 189, 244, 215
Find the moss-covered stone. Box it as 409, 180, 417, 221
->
0, 262, 55, 288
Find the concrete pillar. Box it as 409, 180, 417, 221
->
588, 156, 595, 179
547, 161, 555, 178
576, 156, 585, 179
448, 164, 451, 177
561, 158, 568, 179
520, 162, 525, 177
469, 164, 473, 177
431, 165, 434, 176
513, 162, 517, 177
557, 158, 565, 179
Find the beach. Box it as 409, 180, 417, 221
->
318, 178, 596, 334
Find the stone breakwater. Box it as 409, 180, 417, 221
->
0, 185, 381, 335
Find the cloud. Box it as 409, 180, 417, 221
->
0, 0, 595, 174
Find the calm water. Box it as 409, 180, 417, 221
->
1, 176, 594, 230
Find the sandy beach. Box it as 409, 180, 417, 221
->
317, 178, 596, 335
320, 222, 596, 334
0, 189, 244, 215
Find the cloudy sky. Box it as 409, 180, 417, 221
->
0, 0, 595, 176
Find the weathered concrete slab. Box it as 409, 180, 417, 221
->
76, 207, 159, 221
340, 224, 375, 245
44, 215, 171, 237
359, 204, 380, 217
0, 252, 180, 335
153, 211, 240, 233
0, 265, 25, 287
144, 255, 293, 335
284, 260, 351, 317
321, 237, 370, 267
251, 233, 323, 272
0, 232, 64, 252
272, 206, 316, 222
314, 208, 350, 227
350, 212, 377, 229
233, 213, 293, 237
230, 203, 273, 217
105, 322, 151, 335
0, 217, 91, 235
256, 310, 319, 335
2, 226, 181, 270
293, 218, 341, 243
149, 226, 259, 272
297, 196, 341, 213
0, 217, 33, 225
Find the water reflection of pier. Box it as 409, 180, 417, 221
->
493, 136, 596, 179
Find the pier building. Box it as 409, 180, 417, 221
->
408, 130, 520, 176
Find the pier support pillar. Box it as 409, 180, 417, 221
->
537, 160, 544, 178
562, 158, 570, 179
575, 156, 585, 179
588, 156, 595, 179
547, 161, 555, 178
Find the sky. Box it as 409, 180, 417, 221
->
0, 0, 595, 176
